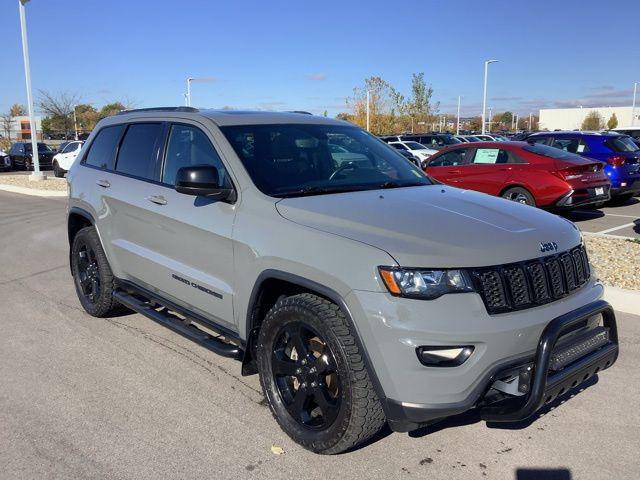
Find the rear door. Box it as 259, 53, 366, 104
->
458, 147, 516, 195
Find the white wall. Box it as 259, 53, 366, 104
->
539, 106, 638, 131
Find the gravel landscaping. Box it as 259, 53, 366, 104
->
0, 174, 67, 191
584, 235, 640, 291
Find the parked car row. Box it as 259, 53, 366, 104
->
379, 129, 639, 209
1, 140, 84, 177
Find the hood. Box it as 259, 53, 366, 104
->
276, 186, 581, 268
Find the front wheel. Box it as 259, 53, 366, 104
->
53, 161, 65, 178
257, 293, 385, 454
502, 186, 535, 206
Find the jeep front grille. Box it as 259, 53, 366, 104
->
471, 245, 590, 314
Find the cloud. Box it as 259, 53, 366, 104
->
491, 96, 523, 101
584, 89, 632, 99
305, 73, 327, 81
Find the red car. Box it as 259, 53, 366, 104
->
423, 141, 611, 209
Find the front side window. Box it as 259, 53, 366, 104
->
162, 124, 231, 187
115, 123, 164, 180
221, 124, 431, 197
85, 125, 125, 169
429, 149, 469, 167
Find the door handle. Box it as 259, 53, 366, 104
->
96, 179, 110, 188
147, 195, 167, 206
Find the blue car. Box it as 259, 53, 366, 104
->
527, 131, 640, 201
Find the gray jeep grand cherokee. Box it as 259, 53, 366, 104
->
67, 107, 618, 454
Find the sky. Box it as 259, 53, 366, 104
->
1, 0, 638, 118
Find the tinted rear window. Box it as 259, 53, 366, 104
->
523, 143, 586, 161
605, 136, 639, 153
115, 123, 164, 180
84, 125, 125, 169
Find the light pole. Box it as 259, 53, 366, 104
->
185, 77, 216, 107
73, 104, 78, 141
529, 112, 533, 131
366, 89, 370, 132
632, 82, 638, 126
18, 0, 42, 179
488, 107, 493, 133
482, 59, 498, 134
456, 95, 461, 135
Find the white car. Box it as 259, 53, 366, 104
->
389, 141, 437, 166
456, 135, 482, 143
0, 149, 10, 171
52, 141, 83, 177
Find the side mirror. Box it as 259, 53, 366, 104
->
174, 165, 232, 200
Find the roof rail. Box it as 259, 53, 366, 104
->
286, 110, 313, 115
117, 106, 199, 115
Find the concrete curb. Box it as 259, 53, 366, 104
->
0, 184, 67, 198
604, 286, 639, 316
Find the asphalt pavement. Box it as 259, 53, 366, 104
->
0, 190, 639, 480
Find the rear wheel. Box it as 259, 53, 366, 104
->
502, 186, 535, 206
71, 226, 123, 317
257, 293, 385, 454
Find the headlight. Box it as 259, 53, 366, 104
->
378, 267, 474, 299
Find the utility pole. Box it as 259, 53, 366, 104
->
366, 89, 370, 132
456, 96, 461, 135
529, 112, 533, 131
488, 107, 493, 133
73, 105, 78, 141
18, 0, 42, 179
632, 82, 638, 126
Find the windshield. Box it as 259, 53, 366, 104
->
606, 136, 639, 153
25, 143, 53, 153
523, 143, 585, 161
221, 124, 431, 197
404, 141, 427, 150
441, 136, 461, 145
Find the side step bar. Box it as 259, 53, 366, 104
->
113, 290, 242, 359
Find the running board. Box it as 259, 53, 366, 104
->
113, 290, 242, 359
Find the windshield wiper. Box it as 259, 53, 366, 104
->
277, 185, 369, 198
377, 181, 427, 189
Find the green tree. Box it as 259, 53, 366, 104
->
582, 111, 604, 131
607, 112, 618, 130
99, 102, 127, 119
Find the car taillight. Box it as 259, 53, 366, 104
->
553, 168, 582, 181
607, 155, 626, 167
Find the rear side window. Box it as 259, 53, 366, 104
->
84, 125, 125, 169
162, 124, 231, 187
549, 137, 590, 154
473, 148, 510, 164
115, 123, 164, 180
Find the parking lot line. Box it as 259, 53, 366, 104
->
595, 222, 637, 235
572, 210, 638, 219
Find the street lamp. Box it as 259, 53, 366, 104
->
18, 0, 42, 179
632, 82, 638, 126
456, 95, 461, 135
185, 77, 216, 107
529, 112, 533, 132
481, 59, 498, 135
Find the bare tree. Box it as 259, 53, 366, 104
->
10, 104, 26, 116
1, 112, 13, 141
38, 91, 81, 137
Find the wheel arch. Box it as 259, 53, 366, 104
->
241, 269, 388, 413
68, 207, 95, 272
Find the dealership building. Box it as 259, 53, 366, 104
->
538, 106, 638, 131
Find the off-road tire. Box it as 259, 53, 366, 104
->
257, 293, 385, 454
71, 226, 123, 317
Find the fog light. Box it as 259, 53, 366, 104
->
416, 345, 474, 367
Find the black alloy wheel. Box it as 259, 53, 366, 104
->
272, 321, 342, 429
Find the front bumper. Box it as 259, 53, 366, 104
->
346, 280, 615, 432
